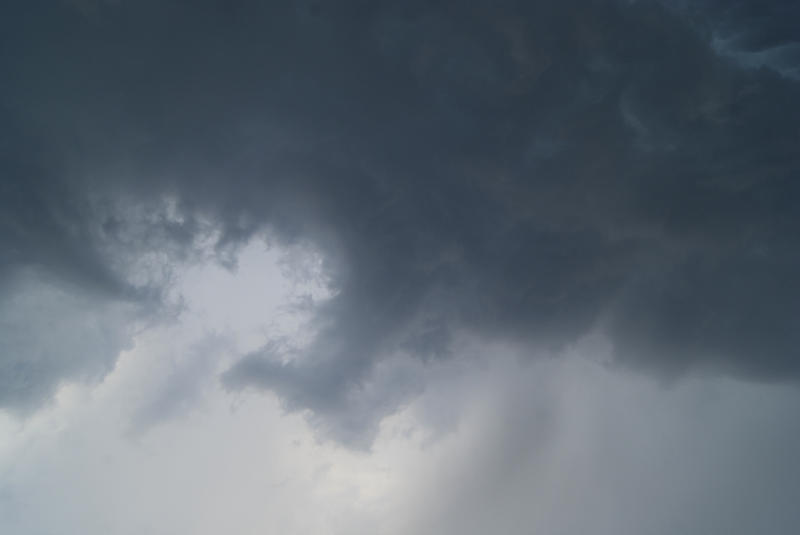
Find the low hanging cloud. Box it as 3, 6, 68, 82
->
2, 0, 800, 442
0, 269, 141, 411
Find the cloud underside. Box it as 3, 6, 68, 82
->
2, 0, 800, 441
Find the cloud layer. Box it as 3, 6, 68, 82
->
2, 0, 799, 442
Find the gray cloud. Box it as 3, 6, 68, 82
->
2, 0, 800, 441
0, 268, 141, 411
223, 344, 427, 449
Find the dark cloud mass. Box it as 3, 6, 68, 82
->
2, 0, 799, 436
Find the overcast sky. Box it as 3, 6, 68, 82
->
2, 1, 800, 533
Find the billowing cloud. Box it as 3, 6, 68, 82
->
1, 0, 799, 445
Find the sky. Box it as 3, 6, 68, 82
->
2, 1, 800, 533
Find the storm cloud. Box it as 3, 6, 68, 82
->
2, 0, 800, 442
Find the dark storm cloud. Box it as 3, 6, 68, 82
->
2, 1, 799, 432
664, 0, 800, 79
